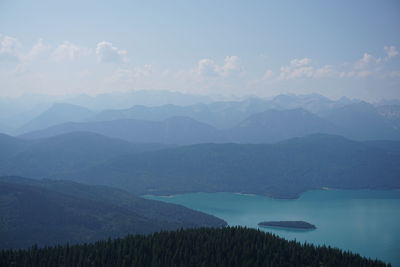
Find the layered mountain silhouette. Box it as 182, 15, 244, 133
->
0, 176, 226, 249
226, 108, 338, 143
2, 133, 399, 198
20, 117, 221, 145
0, 132, 170, 178
90, 98, 278, 129
20, 106, 400, 143
3, 94, 400, 143
322, 102, 399, 140
16, 103, 95, 135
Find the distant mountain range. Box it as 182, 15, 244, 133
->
0, 132, 171, 178
2, 93, 399, 142
321, 102, 400, 140
19, 102, 400, 143
20, 117, 222, 145
226, 108, 338, 143
1, 133, 398, 198
55, 134, 399, 198
0, 90, 214, 133
88, 94, 354, 129
376, 104, 400, 130
0, 176, 226, 249
15, 103, 95, 135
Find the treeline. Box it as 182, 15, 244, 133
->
0, 227, 390, 267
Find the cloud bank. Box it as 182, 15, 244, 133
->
0, 33, 399, 101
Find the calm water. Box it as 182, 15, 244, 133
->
145, 190, 400, 266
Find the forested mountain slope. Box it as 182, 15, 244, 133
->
0, 227, 389, 267
0, 132, 170, 178
0, 176, 226, 249
56, 134, 400, 198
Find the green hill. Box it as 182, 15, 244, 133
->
0, 227, 389, 267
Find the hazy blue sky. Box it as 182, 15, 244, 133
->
0, 0, 399, 100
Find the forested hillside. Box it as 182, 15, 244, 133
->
0, 132, 170, 178
58, 134, 400, 198
0, 176, 226, 249
0, 227, 389, 267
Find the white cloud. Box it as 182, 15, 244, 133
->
384, 45, 398, 60
0, 34, 20, 62
274, 46, 399, 81
347, 48, 398, 78
313, 65, 336, 78
290, 58, 311, 67
281, 66, 313, 79
96, 41, 128, 63
27, 39, 51, 60
221, 56, 242, 76
197, 56, 242, 77
354, 53, 378, 69
279, 58, 335, 80
51, 42, 90, 61
197, 58, 219, 77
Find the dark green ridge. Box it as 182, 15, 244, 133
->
0, 227, 390, 267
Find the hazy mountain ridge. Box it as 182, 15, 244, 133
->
0, 90, 215, 134
2, 133, 398, 198
9, 93, 398, 143
52, 134, 400, 198
20, 105, 400, 143
15, 103, 95, 135
226, 108, 339, 143
0, 132, 171, 178
20, 117, 222, 145
0, 176, 226, 249
90, 98, 278, 129
89, 94, 358, 129
321, 102, 400, 140
0, 133, 29, 161
377, 104, 400, 130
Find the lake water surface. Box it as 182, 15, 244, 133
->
145, 190, 400, 266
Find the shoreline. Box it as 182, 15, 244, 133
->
142, 188, 400, 200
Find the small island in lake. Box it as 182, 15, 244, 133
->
258, 221, 316, 230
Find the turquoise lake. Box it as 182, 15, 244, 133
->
145, 190, 400, 266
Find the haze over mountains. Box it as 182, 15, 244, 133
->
1, 132, 399, 199
1, 92, 399, 199
0, 90, 214, 134
32, 134, 400, 198
16, 103, 95, 135
2, 0, 400, 264
0, 92, 396, 143
0, 132, 170, 178
1, 91, 400, 251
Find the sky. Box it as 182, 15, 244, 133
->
0, 0, 399, 101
